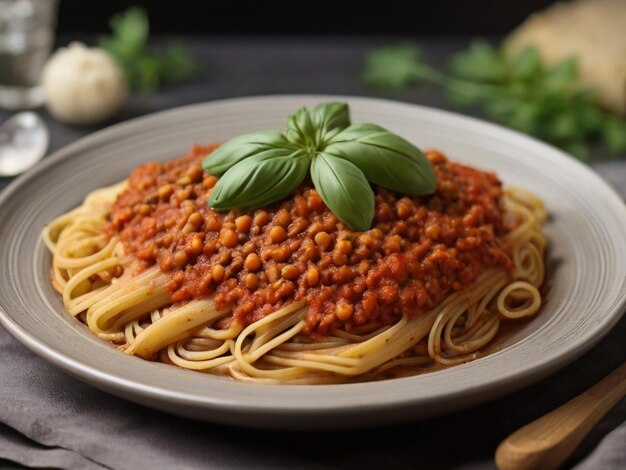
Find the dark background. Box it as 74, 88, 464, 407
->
57, 0, 555, 36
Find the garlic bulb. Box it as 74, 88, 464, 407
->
42, 42, 128, 125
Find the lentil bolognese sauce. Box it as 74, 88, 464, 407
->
110, 146, 513, 337
43, 103, 547, 383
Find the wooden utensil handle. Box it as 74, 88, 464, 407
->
495, 361, 626, 470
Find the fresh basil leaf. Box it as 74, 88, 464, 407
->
209, 148, 309, 211
325, 123, 436, 195
449, 41, 507, 83
510, 46, 541, 82
311, 102, 350, 143
202, 131, 292, 176
311, 152, 374, 231
286, 107, 316, 147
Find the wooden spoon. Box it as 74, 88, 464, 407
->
495, 361, 626, 470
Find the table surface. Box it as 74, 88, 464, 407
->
0, 36, 625, 469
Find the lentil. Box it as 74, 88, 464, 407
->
235, 215, 252, 233
269, 226, 287, 243
244, 253, 261, 271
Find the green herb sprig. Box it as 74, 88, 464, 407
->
201, 102, 436, 231
99, 7, 196, 93
362, 42, 626, 160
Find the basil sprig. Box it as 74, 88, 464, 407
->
202, 102, 436, 231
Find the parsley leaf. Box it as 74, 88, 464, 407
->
99, 7, 196, 93
448, 41, 507, 82
362, 44, 425, 89
362, 41, 626, 159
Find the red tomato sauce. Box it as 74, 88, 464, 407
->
107, 146, 513, 336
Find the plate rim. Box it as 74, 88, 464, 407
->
1, 94, 625, 419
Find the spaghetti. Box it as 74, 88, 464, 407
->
43, 147, 547, 384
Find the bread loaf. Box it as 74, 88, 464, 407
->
505, 0, 626, 115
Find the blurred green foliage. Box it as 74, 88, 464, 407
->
363, 42, 626, 160
99, 7, 196, 93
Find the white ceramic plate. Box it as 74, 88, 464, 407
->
1, 96, 625, 429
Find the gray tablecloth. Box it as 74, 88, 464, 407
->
1, 37, 625, 470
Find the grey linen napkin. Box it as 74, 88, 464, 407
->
574, 424, 626, 470
1, 321, 625, 470
0, 327, 326, 470
0, 422, 105, 470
